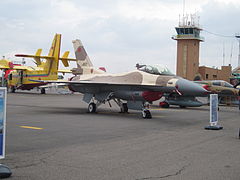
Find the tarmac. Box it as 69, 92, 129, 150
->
2, 91, 240, 180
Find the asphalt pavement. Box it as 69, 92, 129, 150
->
2, 92, 240, 180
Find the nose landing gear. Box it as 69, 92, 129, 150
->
142, 109, 152, 119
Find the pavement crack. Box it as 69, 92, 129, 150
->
11, 150, 60, 170
136, 164, 189, 180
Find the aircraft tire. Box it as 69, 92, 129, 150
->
41, 88, 46, 94
10, 86, 16, 93
122, 103, 128, 113
88, 103, 96, 113
142, 109, 152, 119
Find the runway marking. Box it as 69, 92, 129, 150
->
20, 126, 43, 130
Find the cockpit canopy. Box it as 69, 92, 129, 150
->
137, 64, 175, 76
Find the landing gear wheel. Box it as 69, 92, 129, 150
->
159, 101, 169, 108
142, 109, 152, 119
10, 86, 16, 93
40, 88, 46, 94
88, 103, 96, 113
121, 103, 128, 113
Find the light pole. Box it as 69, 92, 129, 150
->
235, 34, 240, 67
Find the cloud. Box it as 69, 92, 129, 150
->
0, 0, 240, 74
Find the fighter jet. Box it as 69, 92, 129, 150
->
195, 80, 240, 105
160, 80, 240, 108
136, 64, 207, 108
33, 39, 208, 118
195, 80, 240, 96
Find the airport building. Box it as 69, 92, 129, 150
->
172, 14, 232, 82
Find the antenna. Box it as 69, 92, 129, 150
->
183, 0, 185, 16
229, 41, 233, 65
223, 43, 225, 66
235, 33, 240, 67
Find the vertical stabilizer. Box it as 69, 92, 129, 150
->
73, 39, 93, 67
44, 34, 61, 76
72, 39, 104, 75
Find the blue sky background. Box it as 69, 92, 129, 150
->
0, 0, 240, 73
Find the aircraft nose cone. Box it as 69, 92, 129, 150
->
176, 78, 208, 96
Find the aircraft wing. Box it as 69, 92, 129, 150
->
0, 65, 28, 70
0, 65, 11, 69
11, 66, 28, 70
29, 79, 175, 92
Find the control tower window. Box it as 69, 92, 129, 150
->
189, 28, 193, 34
180, 28, 184, 34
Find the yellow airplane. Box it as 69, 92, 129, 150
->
1, 34, 76, 94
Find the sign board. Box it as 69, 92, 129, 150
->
210, 94, 218, 126
0, 88, 6, 159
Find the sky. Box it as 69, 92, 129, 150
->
0, 0, 240, 74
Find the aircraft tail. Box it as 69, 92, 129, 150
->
15, 34, 78, 79
44, 34, 77, 75
72, 39, 104, 75
15, 34, 62, 78
44, 33, 61, 76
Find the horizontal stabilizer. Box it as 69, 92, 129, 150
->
59, 51, 77, 67
15, 54, 54, 60
59, 57, 77, 61
61, 51, 69, 67
34, 49, 42, 65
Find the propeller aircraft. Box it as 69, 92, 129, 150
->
0, 34, 76, 94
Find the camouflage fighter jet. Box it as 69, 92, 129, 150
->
136, 64, 207, 108
160, 80, 240, 108
33, 39, 208, 118
195, 80, 240, 105
195, 80, 240, 96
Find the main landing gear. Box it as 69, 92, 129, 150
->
87, 97, 152, 119
40, 88, 46, 94
88, 102, 97, 113
120, 103, 128, 113
10, 86, 16, 93
114, 99, 128, 113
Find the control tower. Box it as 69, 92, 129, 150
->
172, 14, 204, 80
